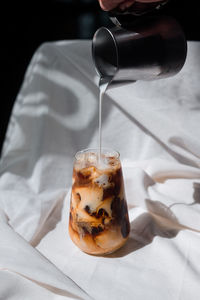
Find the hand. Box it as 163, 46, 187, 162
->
99, 0, 163, 11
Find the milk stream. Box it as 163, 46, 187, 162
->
98, 77, 112, 164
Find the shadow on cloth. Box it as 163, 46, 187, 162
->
107, 194, 200, 258
106, 199, 180, 258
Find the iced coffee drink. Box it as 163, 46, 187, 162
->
69, 149, 130, 255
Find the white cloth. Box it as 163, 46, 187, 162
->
0, 40, 200, 299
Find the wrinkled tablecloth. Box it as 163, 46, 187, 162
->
0, 40, 200, 299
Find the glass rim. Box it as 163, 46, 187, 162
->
75, 148, 120, 161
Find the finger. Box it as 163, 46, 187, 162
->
98, 0, 125, 11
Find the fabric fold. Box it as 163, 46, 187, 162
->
0, 210, 91, 300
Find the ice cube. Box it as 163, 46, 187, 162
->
94, 174, 109, 187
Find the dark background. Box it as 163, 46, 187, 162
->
1, 0, 200, 155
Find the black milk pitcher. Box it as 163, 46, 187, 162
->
92, 3, 187, 82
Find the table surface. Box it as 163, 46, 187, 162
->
0, 40, 200, 300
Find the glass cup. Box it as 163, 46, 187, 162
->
68, 148, 130, 255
